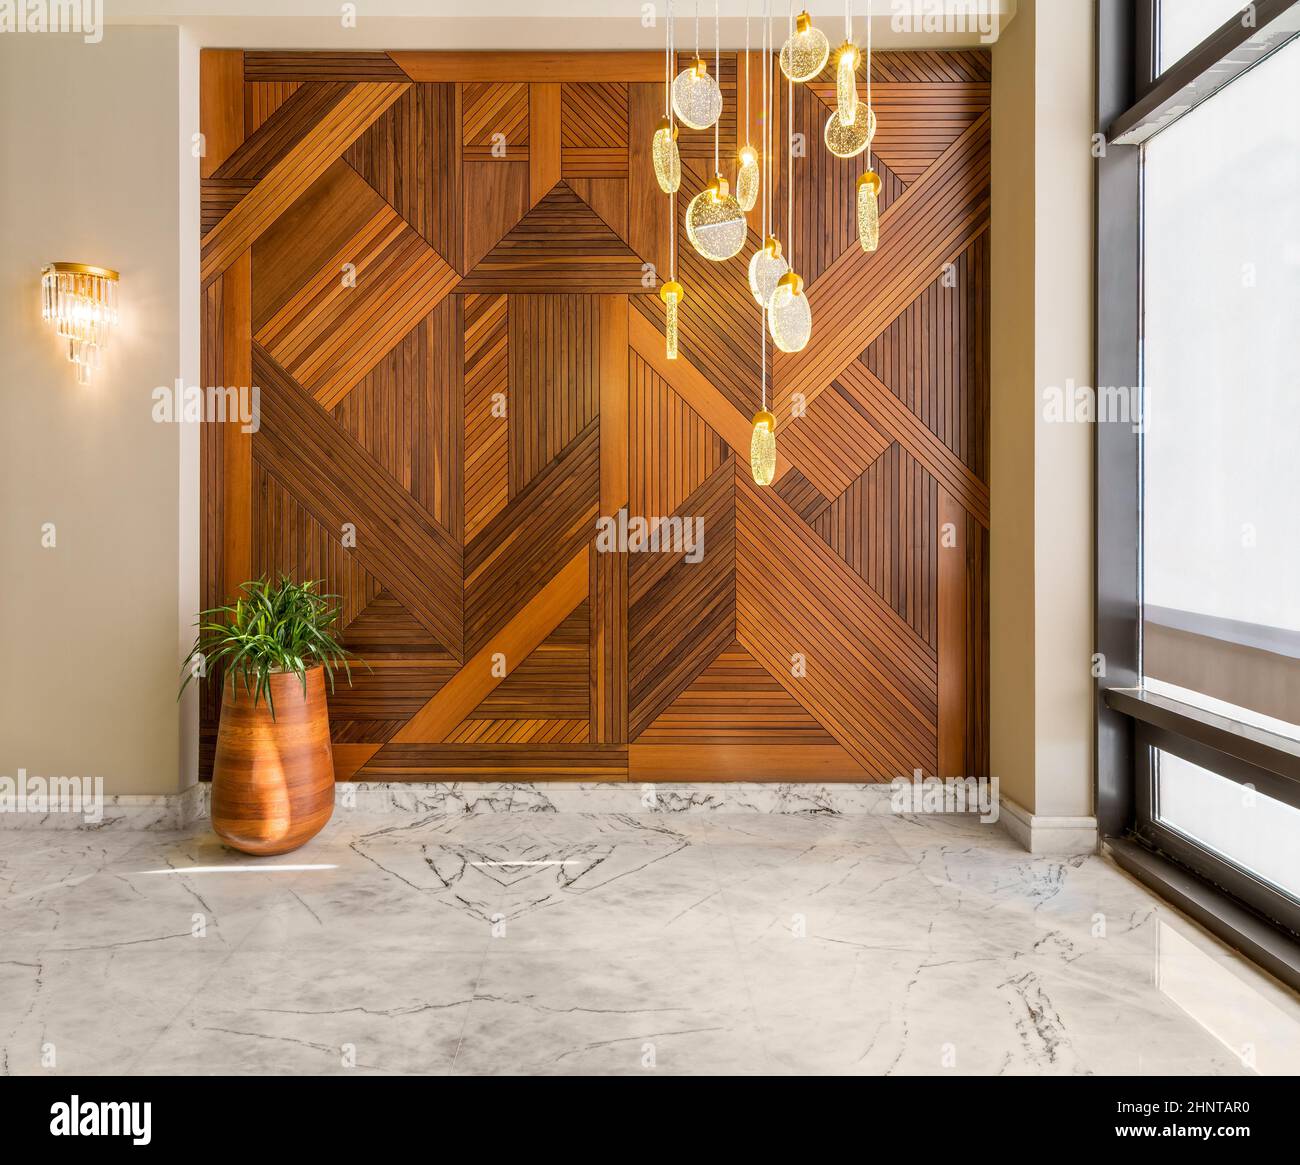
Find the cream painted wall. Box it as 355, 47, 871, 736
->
0, 26, 199, 795
990, 0, 1095, 818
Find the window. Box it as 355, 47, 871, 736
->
1097, 0, 1300, 978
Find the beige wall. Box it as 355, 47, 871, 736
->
990, 0, 1095, 818
0, 26, 198, 795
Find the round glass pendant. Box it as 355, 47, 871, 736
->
735, 145, 760, 213
672, 58, 722, 130
685, 176, 747, 262
824, 104, 876, 159
750, 409, 777, 486
780, 12, 830, 83
856, 171, 881, 253
835, 42, 860, 125
748, 235, 790, 307
768, 271, 812, 353
652, 118, 681, 194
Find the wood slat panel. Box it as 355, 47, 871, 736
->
391, 52, 663, 82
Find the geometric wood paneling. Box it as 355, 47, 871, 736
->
199, 48, 991, 783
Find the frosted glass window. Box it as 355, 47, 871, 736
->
1143, 38, 1300, 702
1156, 750, 1300, 900
1158, 0, 1252, 71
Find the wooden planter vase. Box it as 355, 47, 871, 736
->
211, 665, 335, 856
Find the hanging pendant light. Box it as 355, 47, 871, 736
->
686, 176, 747, 261
736, 145, 760, 212
780, 11, 830, 82
672, 57, 722, 129
660, 280, 684, 359
748, 235, 790, 306
768, 271, 812, 352
835, 41, 859, 125
750, 408, 777, 486
856, 170, 881, 252
653, 118, 682, 194
824, 103, 874, 158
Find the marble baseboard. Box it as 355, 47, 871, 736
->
998, 795, 1097, 855
0, 783, 210, 831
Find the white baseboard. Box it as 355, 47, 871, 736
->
998, 795, 1097, 855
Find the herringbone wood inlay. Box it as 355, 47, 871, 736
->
200, 49, 990, 782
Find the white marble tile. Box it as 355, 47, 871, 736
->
1, 810, 1296, 1076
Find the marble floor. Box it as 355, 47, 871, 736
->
3, 807, 1299, 1076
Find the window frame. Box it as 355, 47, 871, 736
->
1095, 0, 1300, 986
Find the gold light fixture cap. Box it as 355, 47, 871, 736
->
659, 280, 684, 303
776, 271, 805, 297
44, 262, 120, 281
739, 144, 758, 165
837, 41, 860, 65
796, 11, 812, 33
763, 235, 783, 258
857, 170, 882, 196
692, 57, 709, 76
752, 408, 777, 431
655, 116, 679, 139
708, 175, 730, 200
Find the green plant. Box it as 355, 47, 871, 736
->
179, 576, 357, 717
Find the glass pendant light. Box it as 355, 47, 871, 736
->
768, 271, 812, 352
823, 103, 874, 158
653, 118, 682, 194
835, 42, 859, 125
735, 13, 760, 214
736, 146, 760, 212
660, 280, 684, 359
780, 11, 830, 82
856, 170, 880, 252
673, 57, 722, 129
686, 175, 747, 261
748, 235, 789, 306
769, 26, 811, 354
750, 408, 777, 486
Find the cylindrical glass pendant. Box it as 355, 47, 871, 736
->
660, 280, 684, 360
685, 176, 747, 262
824, 104, 875, 159
672, 58, 722, 130
750, 409, 777, 486
856, 171, 881, 252
736, 146, 760, 213
835, 43, 860, 125
768, 271, 812, 353
747, 235, 790, 307
652, 118, 681, 194
780, 12, 830, 82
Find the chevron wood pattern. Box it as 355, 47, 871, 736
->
199, 49, 990, 783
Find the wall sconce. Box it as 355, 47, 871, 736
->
41, 262, 119, 384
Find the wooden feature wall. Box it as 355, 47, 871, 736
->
199, 49, 990, 783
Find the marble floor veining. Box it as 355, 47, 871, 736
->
2, 809, 1298, 1076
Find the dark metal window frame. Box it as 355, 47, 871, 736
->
1094, 0, 1300, 988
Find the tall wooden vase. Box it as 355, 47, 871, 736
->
211, 665, 335, 856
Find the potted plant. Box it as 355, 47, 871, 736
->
181, 577, 356, 856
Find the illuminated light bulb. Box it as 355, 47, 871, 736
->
835, 42, 860, 125
735, 145, 760, 213
750, 409, 777, 486
660, 280, 684, 360
685, 176, 747, 262
652, 117, 681, 194
824, 103, 875, 159
780, 11, 830, 83
747, 235, 790, 306
767, 270, 812, 353
672, 57, 722, 130
856, 170, 881, 252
